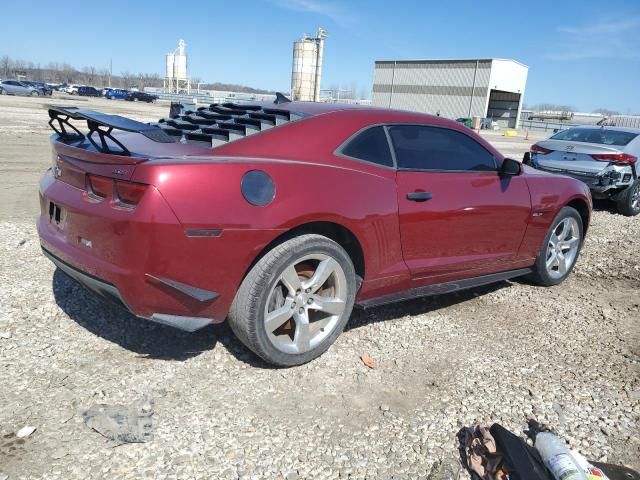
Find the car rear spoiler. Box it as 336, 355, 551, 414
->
48, 106, 176, 156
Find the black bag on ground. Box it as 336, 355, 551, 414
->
489, 423, 552, 480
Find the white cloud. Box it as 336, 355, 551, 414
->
546, 17, 640, 60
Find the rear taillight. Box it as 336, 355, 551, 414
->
531, 144, 553, 155
590, 153, 637, 164
115, 180, 147, 206
87, 175, 112, 198
86, 174, 148, 208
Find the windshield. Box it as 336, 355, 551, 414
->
551, 128, 638, 146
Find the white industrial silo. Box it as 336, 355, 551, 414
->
163, 39, 191, 93
166, 53, 175, 79
291, 28, 326, 102
174, 39, 188, 80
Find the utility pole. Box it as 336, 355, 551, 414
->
109, 58, 112, 88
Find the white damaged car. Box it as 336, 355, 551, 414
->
528, 127, 640, 216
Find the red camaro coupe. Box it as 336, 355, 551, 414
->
38, 100, 591, 366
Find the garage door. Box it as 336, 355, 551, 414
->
487, 90, 521, 128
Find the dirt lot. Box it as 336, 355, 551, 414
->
0, 94, 638, 479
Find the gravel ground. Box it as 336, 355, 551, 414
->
0, 96, 638, 479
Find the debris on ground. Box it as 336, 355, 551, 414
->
360, 352, 378, 369
428, 458, 462, 480
16, 426, 36, 438
462, 423, 640, 480
82, 395, 154, 446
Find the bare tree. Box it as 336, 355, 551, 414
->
593, 108, 620, 116
120, 71, 135, 88
98, 68, 110, 87
83, 66, 97, 85
0, 55, 11, 77
531, 103, 575, 112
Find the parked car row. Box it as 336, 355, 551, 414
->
103, 88, 158, 103
0, 79, 51, 96
0, 79, 159, 103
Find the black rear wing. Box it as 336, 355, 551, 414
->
48, 106, 175, 156
48, 97, 305, 154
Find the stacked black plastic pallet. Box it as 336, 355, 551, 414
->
157, 103, 304, 147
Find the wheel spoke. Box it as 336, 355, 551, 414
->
557, 252, 568, 274
309, 295, 345, 316
557, 220, 570, 240
546, 252, 558, 270
280, 265, 302, 295
293, 310, 311, 352
559, 237, 579, 250
303, 258, 338, 293
265, 299, 294, 332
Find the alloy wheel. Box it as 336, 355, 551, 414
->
545, 217, 580, 279
264, 253, 348, 354
631, 183, 640, 212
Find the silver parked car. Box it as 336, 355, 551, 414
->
528, 127, 640, 216
0, 80, 41, 96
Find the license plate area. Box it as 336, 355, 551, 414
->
48, 201, 63, 225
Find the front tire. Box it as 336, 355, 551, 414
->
615, 180, 640, 216
528, 206, 583, 286
228, 234, 356, 367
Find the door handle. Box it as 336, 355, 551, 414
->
406, 191, 433, 202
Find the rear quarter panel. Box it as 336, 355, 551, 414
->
132, 157, 406, 304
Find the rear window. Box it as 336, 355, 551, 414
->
551, 128, 638, 146
340, 126, 394, 167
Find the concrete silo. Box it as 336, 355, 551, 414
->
164, 39, 191, 93
291, 28, 326, 102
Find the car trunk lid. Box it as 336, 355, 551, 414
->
52, 137, 148, 189
534, 139, 624, 175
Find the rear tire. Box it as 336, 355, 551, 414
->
528, 206, 583, 286
615, 180, 640, 216
0, 88, 4, 95
228, 234, 356, 367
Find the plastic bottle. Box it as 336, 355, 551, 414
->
535, 432, 588, 480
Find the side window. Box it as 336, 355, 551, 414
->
388, 125, 496, 172
340, 126, 394, 167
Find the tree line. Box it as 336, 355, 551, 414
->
523, 103, 627, 116
0, 54, 275, 94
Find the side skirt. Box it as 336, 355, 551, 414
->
356, 268, 532, 309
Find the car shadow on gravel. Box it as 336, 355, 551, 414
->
52, 269, 221, 361
346, 282, 506, 331
52, 268, 509, 367
592, 198, 618, 213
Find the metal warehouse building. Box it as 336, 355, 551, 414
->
372, 59, 528, 128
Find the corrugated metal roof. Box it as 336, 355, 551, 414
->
375, 58, 529, 69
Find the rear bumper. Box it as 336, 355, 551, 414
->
530, 162, 634, 195
37, 169, 283, 331
43, 247, 214, 332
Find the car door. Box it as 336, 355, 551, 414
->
4, 81, 21, 94
16, 82, 31, 94
389, 124, 532, 281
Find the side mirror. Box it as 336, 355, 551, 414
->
500, 158, 521, 177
